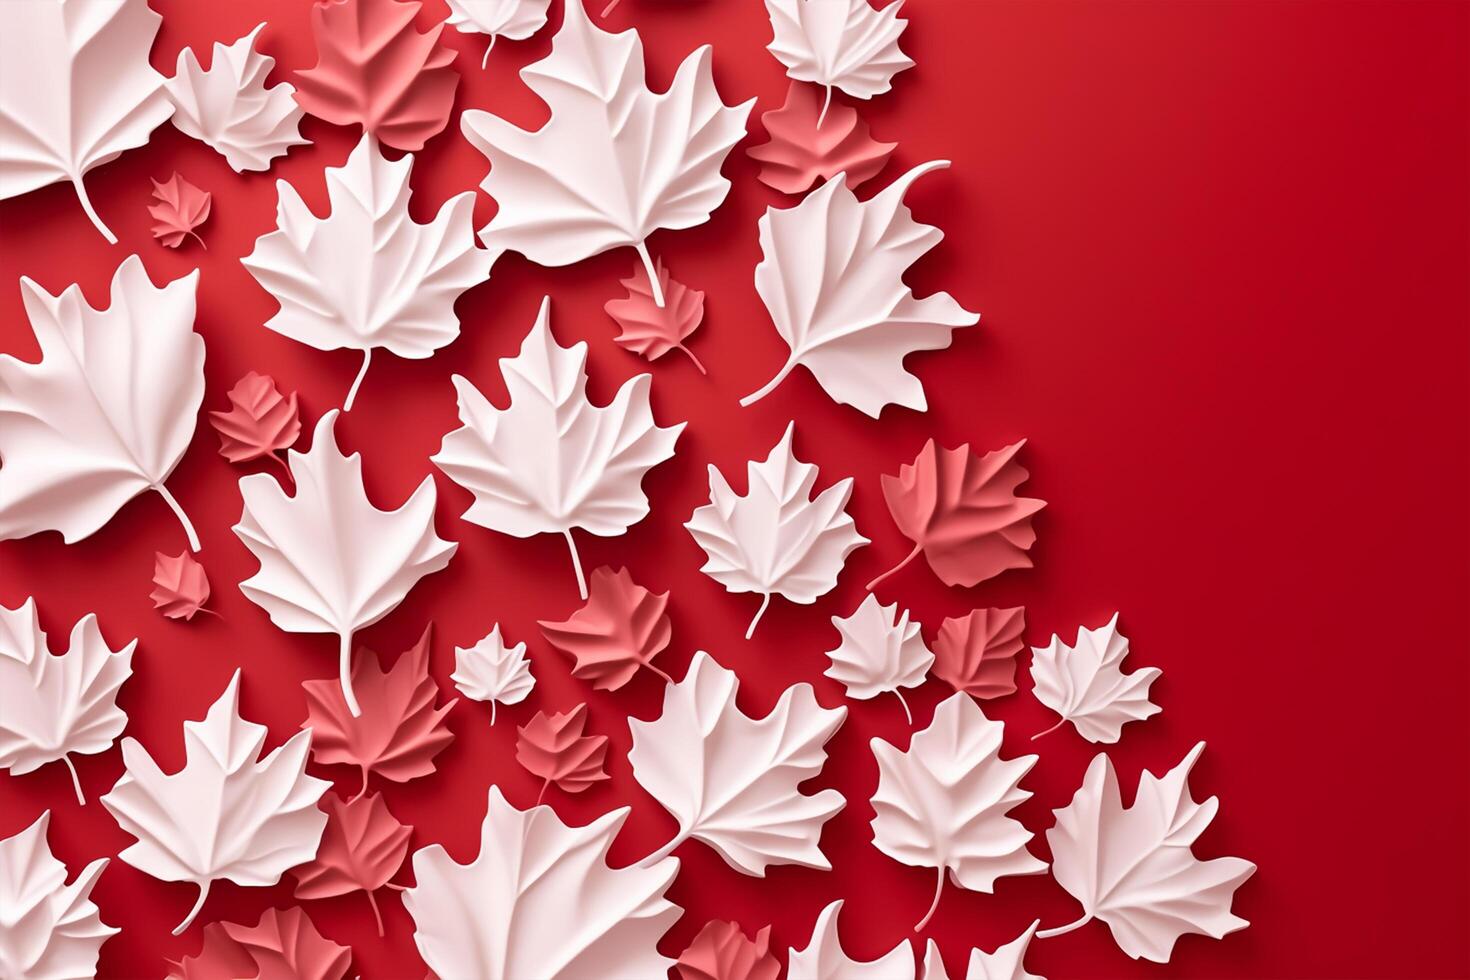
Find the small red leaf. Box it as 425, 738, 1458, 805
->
294, 0, 459, 152
302, 626, 457, 800
604, 258, 707, 372
676, 921, 781, 980
539, 566, 673, 691
209, 372, 301, 476
147, 173, 211, 249
150, 551, 214, 621
168, 907, 351, 980
746, 81, 896, 195
932, 606, 1027, 699
515, 703, 609, 797
293, 793, 412, 937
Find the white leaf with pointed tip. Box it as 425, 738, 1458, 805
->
921, 925, 1045, 980
1029, 613, 1161, 743
685, 423, 867, 638
460, 0, 753, 299
1041, 743, 1255, 962
431, 297, 683, 600
0, 0, 172, 242
629, 651, 847, 876
165, 23, 309, 173
445, 0, 551, 68
0, 255, 205, 551
871, 694, 1046, 931
234, 411, 457, 717
0, 598, 135, 806
404, 786, 680, 980
741, 164, 978, 417
789, 900, 914, 980
824, 592, 933, 721
99, 671, 330, 936
765, 0, 914, 112
242, 133, 490, 410
452, 624, 534, 724
0, 811, 117, 980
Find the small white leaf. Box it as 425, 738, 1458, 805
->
0, 811, 117, 979
445, 0, 551, 68
452, 624, 535, 724
921, 925, 1045, 980
789, 900, 914, 980
1029, 613, 1161, 743
824, 593, 933, 722
765, 0, 914, 120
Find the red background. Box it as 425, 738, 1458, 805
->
2, 1, 1467, 977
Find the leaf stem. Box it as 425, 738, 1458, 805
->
69, 172, 117, 244
634, 240, 665, 308
745, 592, 772, 639
646, 661, 675, 685
490, 700, 497, 727
817, 85, 833, 129
894, 688, 913, 725
865, 543, 922, 592
1031, 719, 1065, 741
738, 358, 797, 408
676, 344, 708, 376
563, 529, 588, 600
351, 765, 369, 804
172, 881, 211, 936
340, 631, 362, 717
914, 866, 945, 931
601, 0, 622, 16
638, 830, 687, 868
154, 483, 201, 553
270, 450, 296, 489
62, 755, 85, 806
344, 349, 372, 411
481, 33, 497, 70
366, 889, 385, 937
1036, 914, 1093, 940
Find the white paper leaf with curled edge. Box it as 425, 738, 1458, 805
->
871, 694, 1046, 932
0, 0, 173, 242
0, 811, 117, 980
234, 411, 457, 717
100, 671, 330, 936
741, 164, 978, 417
1029, 612, 1161, 743
0, 598, 135, 806
921, 924, 1045, 980
824, 592, 933, 722
789, 900, 914, 980
0, 255, 205, 551
451, 624, 534, 724
1040, 743, 1255, 962
764, 0, 914, 123
404, 785, 680, 980
431, 296, 683, 601
630, 651, 847, 876
460, 0, 752, 307
166, 23, 309, 173
242, 133, 490, 410
685, 422, 867, 638
445, 0, 551, 68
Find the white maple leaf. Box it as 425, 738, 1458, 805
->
824, 593, 934, 722
404, 785, 680, 980
921, 925, 1044, 980
0, 811, 117, 980
431, 296, 683, 600
741, 163, 978, 417
234, 410, 457, 716
242, 133, 490, 410
0, 0, 173, 242
165, 22, 309, 173
789, 900, 914, 980
460, 0, 753, 309
630, 651, 847, 876
0, 255, 205, 551
1039, 742, 1255, 962
685, 422, 867, 638
100, 671, 331, 936
445, 0, 551, 68
0, 598, 135, 806
765, 0, 914, 125
451, 624, 535, 724
871, 693, 1046, 931
1029, 613, 1161, 743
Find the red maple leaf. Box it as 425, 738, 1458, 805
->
294, 0, 459, 152
168, 907, 351, 980
208, 372, 301, 481
301, 626, 457, 801
292, 792, 411, 937
150, 551, 215, 621
868, 439, 1046, 590
539, 566, 673, 691
604, 258, 707, 373
147, 173, 211, 249
676, 920, 781, 980
932, 606, 1027, 699
746, 81, 897, 196
516, 703, 609, 800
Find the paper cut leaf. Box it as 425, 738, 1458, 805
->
747, 80, 896, 195
151, 551, 214, 622
604, 258, 708, 373
445, 0, 552, 68
209, 372, 301, 477
148, 173, 212, 249
452, 624, 534, 724
921, 925, 1044, 980
539, 566, 674, 690
677, 921, 781, 980
824, 593, 934, 722
932, 607, 1026, 700
0, 812, 116, 980
168, 907, 351, 980
765, 0, 914, 119
292, 793, 411, 937
1029, 613, 1161, 743
789, 900, 914, 980
515, 703, 610, 797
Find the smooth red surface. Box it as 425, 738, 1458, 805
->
1, 2, 1466, 978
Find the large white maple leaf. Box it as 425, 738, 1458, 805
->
1039, 742, 1256, 962
789, 900, 914, 980
765, 0, 915, 124
431, 296, 683, 600
445, 0, 551, 68
242, 133, 490, 410
0, 255, 205, 551
0, 811, 117, 980
234, 411, 457, 716
630, 651, 847, 876
404, 785, 680, 980
824, 593, 933, 722
871, 694, 1046, 931
166, 22, 309, 173
99, 671, 331, 936
1029, 613, 1161, 743
740, 164, 978, 417
922, 925, 1044, 980
685, 422, 867, 638
0, 598, 135, 806
0, 0, 173, 242
460, 0, 753, 308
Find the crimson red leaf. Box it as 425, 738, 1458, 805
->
746, 81, 896, 196
293, 792, 412, 937
604, 258, 707, 373
676, 921, 781, 980
539, 566, 673, 691
147, 173, 211, 249
515, 703, 609, 797
168, 907, 351, 980
208, 371, 301, 478
932, 606, 1027, 699
150, 551, 214, 621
